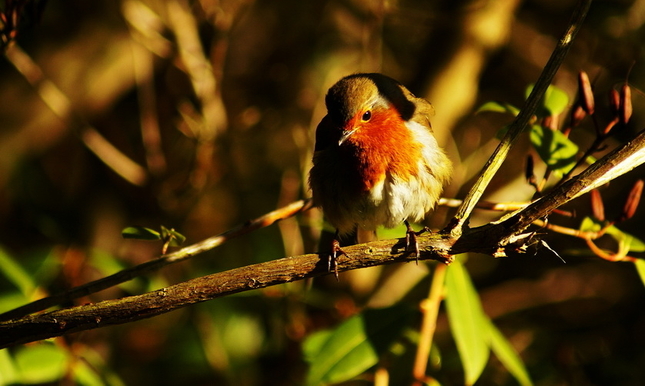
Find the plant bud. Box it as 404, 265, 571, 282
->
570, 105, 586, 128
620, 83, 632, 125
617, 179, 643, 222
604, 118, 619, 135
590, 189, 605, 222
609, 89, 620, 116
578, 71, 595, 115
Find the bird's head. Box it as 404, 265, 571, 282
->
324, 73, 418, 146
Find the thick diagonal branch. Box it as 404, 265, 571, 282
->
2, 126, 644, 348
448, 0, 592, 236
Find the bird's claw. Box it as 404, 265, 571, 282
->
405, 221, 429, 264
329, 239, 346, 281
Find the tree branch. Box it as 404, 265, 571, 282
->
2, 126, 644, 348
6, 0, 640, 351
0, 236, 451, 349
0, 199, 312, 322
447, 0, 592, 236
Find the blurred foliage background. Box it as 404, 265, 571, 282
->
1, 0, 645, 385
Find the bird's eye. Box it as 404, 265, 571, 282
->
362, 110, 372, 121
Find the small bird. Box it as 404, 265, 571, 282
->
309, 73, 452, 277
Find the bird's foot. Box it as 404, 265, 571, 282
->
405, 221, 430, 264
328, 238, 347, 281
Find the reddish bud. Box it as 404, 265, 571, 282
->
620, 83, 632, 125
590, 189, 605, 222
617, 179, 643, 222
578, 71, 595, 115
604, 117, 619, 135
570, 105, 586, 128
609, 89, 620, 116
525, 155, 536, 184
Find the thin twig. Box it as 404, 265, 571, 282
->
0, 234, 453, 349
0, 199, 313, 322
0, 196, 557, 322
1, 128, 643, 345
447, 0, 592, 237
491, 128, 645, 244
4, 43, 148, 186
412, 263, 447, 385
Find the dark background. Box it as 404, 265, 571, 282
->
1, 0, 644, 385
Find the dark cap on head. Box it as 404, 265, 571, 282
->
325, 73, 416, 125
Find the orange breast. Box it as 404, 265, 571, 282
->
346, 106, 422, 191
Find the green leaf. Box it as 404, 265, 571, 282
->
485, 320, 533, 386
121, 226, 161, 241
445, 259, 490, 385
635, 260, 645, 288
579, 216, 603, 232
581, 217, 645, 253
15, 344, 68, 384
0, 349, 19, 386
0, 246, 36, 296
476, 101, 520, 116
525, 84, 570, 117
89, 249, 142, 293
304, 305, 410, 386
304, 330, 334, 360
0, 292, 30, 314
530, 125, 578, 177
72, 361, 106, 386
424, 378, 443, 386
624, 234, 645, 253
604, 225, 645, 253
160, 225, 186, 247
613, 231, 645, 253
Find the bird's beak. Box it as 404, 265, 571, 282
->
338, 127, 358, 146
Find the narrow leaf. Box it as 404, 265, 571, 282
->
526, 84, 570, 117
0, 292, 31, 314
485, 320, 533, 386
304, 305, 410, 386
72, 361, 106, 386
445, 259, 490, 385
0, 348, 19, 385
159, 226, 186, 247
121, 226, 161, 241
581, 217, 645, 253
530, 125, 579, 177
621, 233, 645, 253
15, 344, 68, 384
579, 216, 603, 233
476, 101, 520, 116
635, 259, 645, 288
167, 229, 187, 247
0, 246, 35, 296
603, 225, 645, 253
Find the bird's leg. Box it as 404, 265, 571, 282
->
404, 220, 429, 264
329, 230, 347, 280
